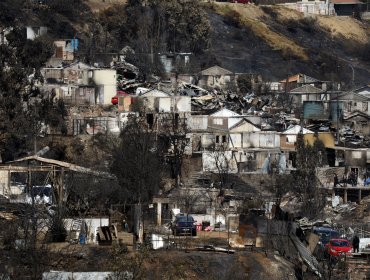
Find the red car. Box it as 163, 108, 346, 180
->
325, 239, 353, 257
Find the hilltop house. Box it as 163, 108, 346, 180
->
290, 84, 328, 105
280, 73, 327, 92
343, 111, 370, 135
197, 66, 236, 89
332, 87, 370, 116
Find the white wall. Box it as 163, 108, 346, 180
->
26, 26, 47, 40
93, 69, 117, 105
188, 115, 208, 131
0, 170, 9, 196
229, 133, 242, 148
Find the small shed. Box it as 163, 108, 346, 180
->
198, 65, 235, 89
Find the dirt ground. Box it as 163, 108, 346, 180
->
215, 3, 370, 44
212, 3, 369, 62
317, 16, 369, 44
44, 240, 296, 280
85, 0, 127, 12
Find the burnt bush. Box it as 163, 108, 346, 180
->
223, 9, 242, 27
284, 17, 319, 34
299, 17, 319, 33
49, 215, 67, 242
231, 31, 244, 41
261, 6, 279, 20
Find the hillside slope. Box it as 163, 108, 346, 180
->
206, 3, 370, 84
85, 0, 127, 12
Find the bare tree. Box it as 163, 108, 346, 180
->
209, 142, 235, 190
111, 116, 163, 243
292, 135, 327, 218
158, 112, 190, 188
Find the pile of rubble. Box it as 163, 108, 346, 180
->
190, 92, 271, 115
339, 126, 369, 147
324, 195, 358, 222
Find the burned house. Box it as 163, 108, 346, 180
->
290, 85, 328, 106
197, 66, 236, 90
136, 89, 192, 131
41, 62, 117, 105
327, 147, 370, 179
343, 111, 370, 136
335, 86, 370, 116
189, 109, 283, 173
279, 73, 328, 92
280, 125, 335, 168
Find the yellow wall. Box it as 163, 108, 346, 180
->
304, 133, 335, 148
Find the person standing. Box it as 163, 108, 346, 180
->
334, 174, 338, 188
350, 170, 356, 187
353, 235, 360, 253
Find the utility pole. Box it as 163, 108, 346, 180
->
336, 90, 340, 145
348, 64, 355, 89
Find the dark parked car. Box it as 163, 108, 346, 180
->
313, 227, 340, 246
171, 214, 196, 236
313, 226, 340, 259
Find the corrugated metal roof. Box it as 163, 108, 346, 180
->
290, 233, 322, 277
290, 85, 324, 94
281, 125, 314, 135
210, 108, 241, 117
6, 156, 114, 179
200, 65, 233, 76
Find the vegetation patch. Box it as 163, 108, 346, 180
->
211, 3, 309, 61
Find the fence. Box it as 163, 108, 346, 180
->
72, 118, 124, 136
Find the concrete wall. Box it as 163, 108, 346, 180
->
26, 26, 47, 40
42, 68, 64, 82
93, 69, 117, 105
0, 170, 9, 196
188, 115, 208, 131
54, 40, 74, 61
118, 96, 134, 112
208, 116, 229, 130
66, 69, 90, 85
198, 74, 234, 89
304, 133, 335, 148
243, 132, 280, 149
157, 96, 191, 113
201, 134, 216, 149
229, 133, 242, 148
280, 134, 297, 150
281, 132, 335, 150
344, 149, 368, 167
